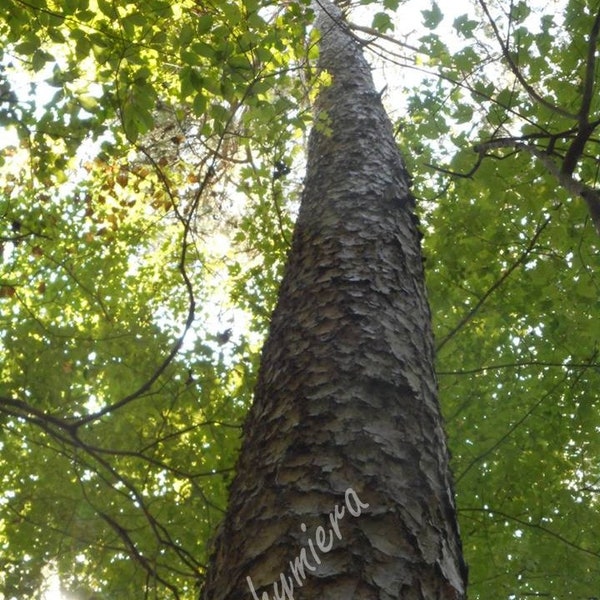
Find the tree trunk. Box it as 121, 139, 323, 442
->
200, 2, 467, 598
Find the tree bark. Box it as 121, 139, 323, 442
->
200, 2, 467, 598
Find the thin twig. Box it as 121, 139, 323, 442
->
477, 0, 578, 120
436, 216, 551, 353
459, 505, 600, 559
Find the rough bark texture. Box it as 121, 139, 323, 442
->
201, 2, 468, 598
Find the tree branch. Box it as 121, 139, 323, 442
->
477, 0, 578, 120
0, 394, 77, 433
475, 138, 600, 235
459, 506, 600, 559
456, 352, 596, 484
438, 359, 600, 376
436, 216, 551, 353
347, 21, 421, 54
456, 370, 569, 483
561, 5, 600, 176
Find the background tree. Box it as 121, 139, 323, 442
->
0, 0, 598, 599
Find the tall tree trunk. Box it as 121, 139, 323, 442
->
201, 2, 467, 598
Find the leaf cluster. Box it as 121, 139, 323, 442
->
1, 0, 599, 598
0, 0, 313, 597
385, 1, 600, 597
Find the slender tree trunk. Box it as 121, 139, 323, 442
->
201, 2, 467, 598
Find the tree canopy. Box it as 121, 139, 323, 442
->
0, 0, 598, 598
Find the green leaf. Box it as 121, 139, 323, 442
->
210, 103, 230, 124
77, 9, 96, 21
221, 3, 241, 25
422, 2, 443, 30
496, 87, 515, 108
228, 55, 252, 71
31, 49, 53, 72
47, 27, 66, 43
454, 45, 479, 72
372, 12, 394, 33
197, 14, 214, 35
79, 95, 99, 111
511, 0, 531, 23
453, 14, 478, 38
180, 22, 194, 45
193, 92, 207, 115
97, 0, 114, 18
63, 0, 79, 12
15, 38, 40, 55
122, 98, 154, 142
192, 41, 216, 60
133, 66, 152, 83
74, 35, 91, 59
454, 103, 473, 124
